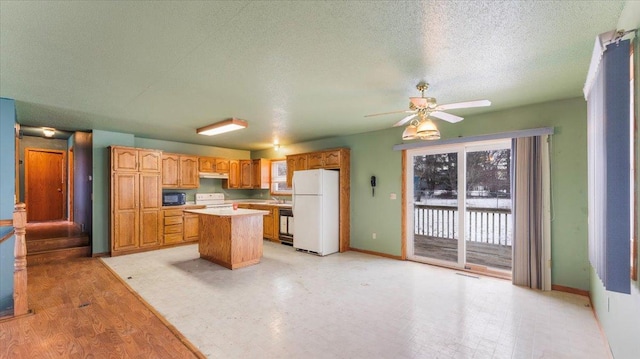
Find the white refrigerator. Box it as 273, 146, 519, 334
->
292, 169, 339, 256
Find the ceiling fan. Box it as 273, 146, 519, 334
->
365, 82, 491, 140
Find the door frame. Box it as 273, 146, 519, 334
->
403, 139, 511, 273
24, 147, 67, 222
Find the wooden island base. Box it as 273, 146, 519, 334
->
187, 208, 268, 270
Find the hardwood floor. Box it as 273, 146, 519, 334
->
25, 221, 91, 265
0, 257, 204, 358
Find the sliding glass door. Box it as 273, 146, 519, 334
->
406, 140, 512, 274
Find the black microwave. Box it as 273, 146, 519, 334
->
163, 192, 186, 206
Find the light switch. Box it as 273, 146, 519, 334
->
390, 193, 397, 200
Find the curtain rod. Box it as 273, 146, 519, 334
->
392, 127, 554, 151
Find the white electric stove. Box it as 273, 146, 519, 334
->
195, 193, 233, 209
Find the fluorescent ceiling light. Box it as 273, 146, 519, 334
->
197, 118, 248, 136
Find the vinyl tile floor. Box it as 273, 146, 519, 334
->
102, 242, 610, 359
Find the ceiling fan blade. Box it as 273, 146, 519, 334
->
364, 109, 414, 118
435, 99, 491, 111
430, 111, 464, 123
393, 114, 417, 127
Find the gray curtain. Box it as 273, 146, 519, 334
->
512, 135, 551, 290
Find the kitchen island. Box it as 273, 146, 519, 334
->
184, 208, 269, 269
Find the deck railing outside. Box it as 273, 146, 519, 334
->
414, 204, 512, 246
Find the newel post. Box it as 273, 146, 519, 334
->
13, 203, 28, 316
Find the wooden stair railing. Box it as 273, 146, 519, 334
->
0, 203, 29, 319
13, 203, 28, 316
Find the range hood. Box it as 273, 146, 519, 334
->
199, 172, 229, 179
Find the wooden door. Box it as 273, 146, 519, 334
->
307, 153, 323, 169
179, 156, 199, 188
286, 156, 296, 187
240, 160, 252, 188
199, 157, 215, 173
25, 148, 66, 222
162, 154, 179, 188
184, 213, 199, 241
323, 150, 341, 168
112, 147, 138, 171
215, 158, 230, 173
112, 172, 139, 250
138, 150, 161, 172
139, 172, 161, 247
226, 160, 240, 188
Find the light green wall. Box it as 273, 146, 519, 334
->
256, 96, 590, 288
92, 130, 134, 254
589, 2, 640, 358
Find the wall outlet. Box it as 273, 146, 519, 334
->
372, 232, 377, 239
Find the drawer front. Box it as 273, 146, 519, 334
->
164, 233, 183, 244
164, 209, 183, 217
165, 216, 183, 225
164, 224, 183, 234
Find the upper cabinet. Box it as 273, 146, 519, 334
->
179, 156, 199, 188
286, 154, 308, 187
287, 150, 342, 186
225, 160, 240, 189
112, 147, 161, 172
198, 157, 230, 174
215, 158, 230, 173
308, 149, 341, 169
162, 153, 199, 189
198, 157, 215, 173
240, 160, 252, 188
224, 158, 270, 190
252, 159, 270, 189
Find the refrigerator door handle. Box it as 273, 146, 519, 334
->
292, 172, 299, 213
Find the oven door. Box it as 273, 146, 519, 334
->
279, 209, 293, 245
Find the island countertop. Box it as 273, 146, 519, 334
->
184, 208, 269, 217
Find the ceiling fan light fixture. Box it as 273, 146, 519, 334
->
197, 118, 248, 136
416, 118, 440, 140
409, 97, 428, 108
402, 124, 418, 140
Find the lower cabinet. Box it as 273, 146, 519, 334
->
162, 205, 204, 245
237, 204, 279, 241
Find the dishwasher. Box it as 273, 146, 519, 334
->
278, 208, 293, 246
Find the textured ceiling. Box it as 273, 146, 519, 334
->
0, 1, 626, 150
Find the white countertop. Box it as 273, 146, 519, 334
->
184, 208, 270, 217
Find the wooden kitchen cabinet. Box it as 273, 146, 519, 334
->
225, 160, 240, 189
110, 146, 162, 255
162, 153, 199, 189
179, 156, 199, 188
250, 204, 278, 240
252, 159, 270, 189
112, 147, 161, 173
198, 157, 215, 173
215, 158, 230, 173
240, 160, 252, 189
184, 212, 200, 241
236, 204, 279, 241
162, 205, 203, 244
286, 154, 308, 187
307, 149, 341, 169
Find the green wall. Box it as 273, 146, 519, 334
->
92, 130, 134, 255
254, 97, 590, 290
588, 2, 640, 358
0, 98, 17, 313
